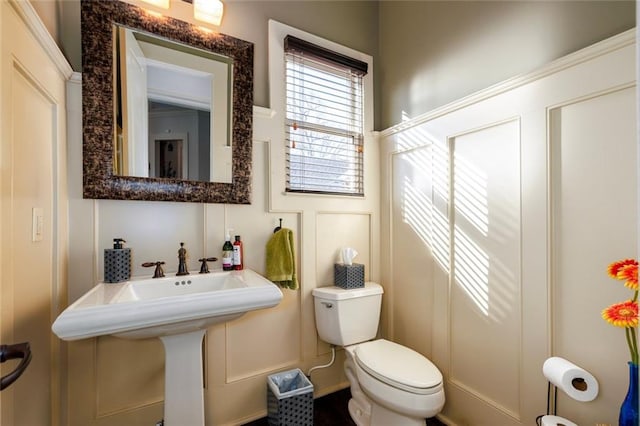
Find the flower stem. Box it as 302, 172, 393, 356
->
631, 327, 639, 365
626, 327, 639, 365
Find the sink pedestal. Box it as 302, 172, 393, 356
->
160, 329, 206, 426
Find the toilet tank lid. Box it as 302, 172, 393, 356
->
312, 282, 383, 300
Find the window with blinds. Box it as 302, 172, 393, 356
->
284, 35, 368, 196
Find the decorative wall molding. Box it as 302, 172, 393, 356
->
69, 71, 82, 84
253, 105, 276, 119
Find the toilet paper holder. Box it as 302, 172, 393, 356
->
536, 357, 599, 425
535, 381, 574, 425
545, 377, 585, 414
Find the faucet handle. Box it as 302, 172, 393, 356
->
198, 257, 218, 274
142, 261, 165, 278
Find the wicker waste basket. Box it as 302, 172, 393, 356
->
267, 368, 313, 426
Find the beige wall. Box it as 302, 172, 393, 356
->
21, 0, 637, 424
378, 0, 636, 129
34, 1, 635, 130
37, 0, 379, 110
29, 0, 59, 43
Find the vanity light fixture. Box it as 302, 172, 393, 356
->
140, 0, 170, 9
192, 0, 224, 26
139, 0, 224, 26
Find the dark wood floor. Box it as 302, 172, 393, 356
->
243, 388, 445, 426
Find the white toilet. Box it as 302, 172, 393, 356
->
312, 282, 445, 426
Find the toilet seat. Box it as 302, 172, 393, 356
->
354, 339, 442, 395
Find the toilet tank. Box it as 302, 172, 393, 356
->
312, 282, 383, 346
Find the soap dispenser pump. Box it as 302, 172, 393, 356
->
104, 238, 131, 283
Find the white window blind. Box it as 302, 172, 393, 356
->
284, 35, 367, 196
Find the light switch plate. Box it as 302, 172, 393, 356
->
32, 207, 43, 242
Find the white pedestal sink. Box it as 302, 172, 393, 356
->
52, 269, 283, 425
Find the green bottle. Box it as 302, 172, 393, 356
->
222, 230, 234, 271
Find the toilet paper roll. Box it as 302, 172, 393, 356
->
542, 357, 599, 402
541, 415, 578, 426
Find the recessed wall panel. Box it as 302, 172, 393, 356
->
316, 213, 371, 286
9, 66, 55, 426
450, 119, 521, 418
226, 290, 301, 382
96, 336, 164, 415
550, 87, 637, 424
390, 139, 448, 355
98, 201, 204, 279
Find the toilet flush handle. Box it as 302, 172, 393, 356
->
321, 301, 333, 308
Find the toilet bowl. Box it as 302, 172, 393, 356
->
345, 340, 444, 425
312, 283, 445, 426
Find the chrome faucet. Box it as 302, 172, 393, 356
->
177, 242, 189, 276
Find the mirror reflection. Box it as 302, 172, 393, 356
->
113, 25, 233, 183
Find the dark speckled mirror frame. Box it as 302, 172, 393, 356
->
82, 0, 253, 203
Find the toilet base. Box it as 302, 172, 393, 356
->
348, 396, 426, 426
370, 401, 426, 426
348, 397, 371, 426
345, 352, 429, 426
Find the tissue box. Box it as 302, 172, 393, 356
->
334, 263, 364, 289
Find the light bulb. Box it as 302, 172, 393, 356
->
193, 0, 224, 26
140, 0, 170, 9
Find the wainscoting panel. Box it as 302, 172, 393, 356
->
316, 213, 372, 286
390, 144, 444, 357
449, 119, 521, 419
549, 86, 637, 423
225, 289, 302, 383
95, 336, 164, 416
96, 200, 205, 280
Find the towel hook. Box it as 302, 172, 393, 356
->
273, 218, 283, 233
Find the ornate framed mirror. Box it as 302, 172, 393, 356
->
82, 0, 253, 203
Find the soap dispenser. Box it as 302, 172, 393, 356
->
104, 238, 131, 283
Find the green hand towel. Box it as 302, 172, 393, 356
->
266, 228, 298, 290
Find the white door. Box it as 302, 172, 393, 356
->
0, 2, 69, 425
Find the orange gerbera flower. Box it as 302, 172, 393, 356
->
608, 259, 638, 279
602, 300, 639, 328
603, 259, 639, 364
618, 264, 639, 290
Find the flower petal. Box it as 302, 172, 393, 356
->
602, 300, 639, 328
618, 264, 639, 290
608, 259, 638, 280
